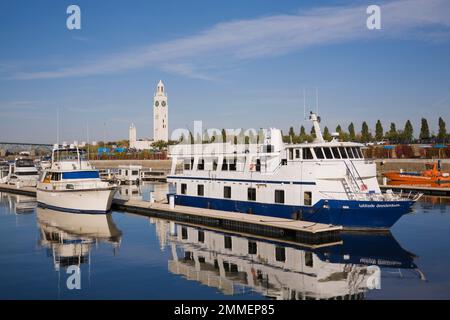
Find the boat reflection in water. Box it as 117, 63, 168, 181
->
37, 207, 122, 271
151, 219, 422, 300
0, 192, 36, 214
115, 182, 170, 202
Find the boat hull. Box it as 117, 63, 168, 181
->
383, 172, 450, 184
37, 188, 117, 214
171, 194, 415, 230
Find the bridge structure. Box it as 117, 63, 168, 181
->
0, 142, 53, 156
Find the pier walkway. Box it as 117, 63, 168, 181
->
0, 183, 342, 247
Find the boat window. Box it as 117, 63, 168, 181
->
331, 147, 341, 159
53, 149, 79, 162
275, 247, 286, 262
222, 158, 228, 171
212, 158, 218, 171
255, 159, 261, 172
304, 191, 312, 206
224, 186, 231, 199
197, 158, 205, 170
346, 147, 354, 159
356, 147, 364, 158
224, 236, 232, 250
303, 148, 314, 160
305, 252, 313, 267
132, 170, 139, 175
184, 158, 194, 170
51, 172, 60, 181
248, 241, 257, 255
182, 227, 188, 240
288, 148, 293, 160
275, 190, 285, 204
198, 230, 205, 243
323, 147, 333, 159
339, 147, 348, 159
351, 147, 360, 159
248, 188, 256, 201
15, 159, 34, 167
295, 149, 301, 159
197, 184, 204, 196
181, 183, 187, 195
263, 145, 274, 153
314, 147, 325, 159
229, 158, 237, 171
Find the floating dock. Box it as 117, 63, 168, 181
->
0, 183, 342, 246
380, 184, 450, 197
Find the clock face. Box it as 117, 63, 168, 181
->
161, 101, 166, 107
155, 101, 159, 107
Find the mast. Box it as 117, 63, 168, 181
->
309, 111, 324, 142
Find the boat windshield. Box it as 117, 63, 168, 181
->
53, 149, 87, 162
15, 159, 35, 167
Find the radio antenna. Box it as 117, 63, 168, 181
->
303, 88, 306, 120
316, 87, 319, 114
56, 107, 60, 145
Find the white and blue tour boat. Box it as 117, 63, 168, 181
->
167, 112, 421, 230
37, 144, 117, 214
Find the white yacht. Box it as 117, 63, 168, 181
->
167, 112, 422, 230
8, 157, 39, 187
37, 144, 117, 214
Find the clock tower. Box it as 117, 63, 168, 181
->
153, 80, 169, 142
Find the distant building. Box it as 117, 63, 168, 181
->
129, 80, 169, 150
129, 123, 152, 150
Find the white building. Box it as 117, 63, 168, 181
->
153, 80, 169, 142
129, 80, 169, 150
129, 123, 152, 150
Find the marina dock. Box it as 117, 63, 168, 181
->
0, 183, 342, 246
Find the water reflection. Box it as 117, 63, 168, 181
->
36, 207, 122, 271
0, 192, 36, 214
150, 219, 422, 300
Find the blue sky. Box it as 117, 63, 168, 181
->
1, 0, 450, 143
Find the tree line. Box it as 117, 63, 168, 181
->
285, 117, 448, 144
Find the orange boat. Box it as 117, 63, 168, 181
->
383, 161, 450, 184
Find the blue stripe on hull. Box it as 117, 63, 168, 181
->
172, 194, 415, 230
37, 202, 110, 214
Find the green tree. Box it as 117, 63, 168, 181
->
419, 118, 430, 140
402, 120, 414, 143
386, 122, 397, 143
323, 126, 331, 141
375, 120, 383, 141
310, 126, 316, 139
300, 126, 306, 136
151, 140, 168, 151
361, 122, 371, 143
438, 117, 447, 142
348, 123, 356, 141
336, 125, 342, 133
288, 126, 295, 137
221, 129, 227, 143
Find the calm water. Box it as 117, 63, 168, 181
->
1, 183, 450, 300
